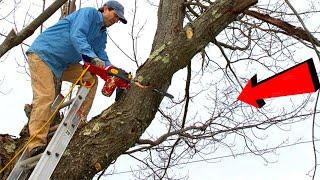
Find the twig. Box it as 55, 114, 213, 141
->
284, 0, 320, 60
284, 1, 320, 179
311, 91, 319, 180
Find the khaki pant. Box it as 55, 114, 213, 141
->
27, 53, 98, 151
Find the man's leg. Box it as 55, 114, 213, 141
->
61, 64, 98, 119
27, 53, 56, 153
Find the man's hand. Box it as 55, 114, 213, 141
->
92, 58, 105, 68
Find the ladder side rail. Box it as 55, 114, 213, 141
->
28, 86, 89, 180
7, 93, 65, 180
7, 148, 30, 180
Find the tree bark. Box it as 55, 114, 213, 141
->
60, 0, 77, 19
50, 0, 257, 179
244, 10, 320, 46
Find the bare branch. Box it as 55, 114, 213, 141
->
0, 0, 70, 58
244, 9, 320, 47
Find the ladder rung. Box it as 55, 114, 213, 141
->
48, 131, 55, 139
49, 124, 59, 133
7, 86, 90, 180
51, 94, 64, 109
19, 153, 43, 169
22, 161, 38, 171
60, 98, 75, 109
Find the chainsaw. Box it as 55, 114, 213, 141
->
84, 62, 131, 97
84, 63, 174, 99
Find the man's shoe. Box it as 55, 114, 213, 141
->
29, 146, 46, 157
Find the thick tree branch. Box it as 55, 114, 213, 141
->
151, 0, 185, 51
60, 0, 77, 19
244, 9, 320, 46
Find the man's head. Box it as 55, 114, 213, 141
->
99, 1, 127, 27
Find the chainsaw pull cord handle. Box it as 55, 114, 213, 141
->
79, 69, 96, 88
0, 65, 93, 175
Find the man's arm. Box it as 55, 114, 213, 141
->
93, 32, 112, 67
69, 8, 99, 60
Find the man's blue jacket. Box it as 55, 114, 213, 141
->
27, 7, 111, 79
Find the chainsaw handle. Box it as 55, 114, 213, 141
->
84, 63, 131, 82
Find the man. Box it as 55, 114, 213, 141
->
26, 0, 127, 157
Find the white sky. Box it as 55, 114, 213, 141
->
1, 0, 320, 180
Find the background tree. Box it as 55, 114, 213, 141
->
1, 0, 320, 179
